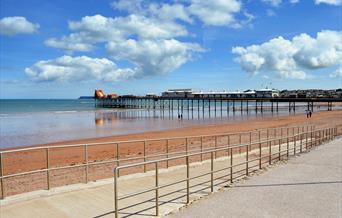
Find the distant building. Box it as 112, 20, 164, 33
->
162, 89, 194, 98
255, 89, 279, 98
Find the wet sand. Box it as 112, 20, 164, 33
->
44, 110, 342, 146
1, 110, 342, 198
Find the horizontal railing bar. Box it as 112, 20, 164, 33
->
113, 127, 336, 208
114, 132, 315, 171
0, 131, 316, 180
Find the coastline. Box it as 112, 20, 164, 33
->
3, 109, 341, 151
1, 110, 341, 198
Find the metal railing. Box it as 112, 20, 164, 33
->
113, 126, 338, 217
0, 125, 338, 199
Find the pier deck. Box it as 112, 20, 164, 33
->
96, 97, 342, 112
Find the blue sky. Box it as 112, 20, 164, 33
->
0, 0, 341, 99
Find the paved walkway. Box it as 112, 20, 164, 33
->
0, 137, 336, 218
169, 138, 342, 218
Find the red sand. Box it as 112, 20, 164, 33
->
1, 110, 341, 198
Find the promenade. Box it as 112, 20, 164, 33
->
170, 137, 342, 218
0, 136, 339, 218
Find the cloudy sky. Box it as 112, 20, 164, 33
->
0, 0, 341, 98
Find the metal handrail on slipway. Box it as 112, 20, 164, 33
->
0, 125, 339, 200
113, 126, 337, 218
0, 125, 315, 199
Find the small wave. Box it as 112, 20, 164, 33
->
54, 111, 78, 114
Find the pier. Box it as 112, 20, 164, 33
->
95, 96, 341, 113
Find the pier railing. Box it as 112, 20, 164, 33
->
0, 125, 340, 199
113, 126, 338, 217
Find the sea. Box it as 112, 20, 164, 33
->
0, 99, 332, 149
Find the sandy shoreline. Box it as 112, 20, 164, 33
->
6, 110, 341, 150
1, 110, 341, 198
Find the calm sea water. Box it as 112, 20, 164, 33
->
0, 99, 332, 149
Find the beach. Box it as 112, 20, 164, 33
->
1, 110, 342, 199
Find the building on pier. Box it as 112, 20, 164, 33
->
255, 89, 279, 98
162, 89, 194, 98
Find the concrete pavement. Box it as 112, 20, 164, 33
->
169, 137, 342, 218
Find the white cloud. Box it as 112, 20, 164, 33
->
330, 67, 342, 78
188, 0, 242, 27
36, 0, 253, 83
41, 9, 204, 82
315, 0, 342, 5
45, 35, 94, 54
25, 56, 136, 82
232, 30, 342, 79
27, 38, 203, 82
106, 39, 203, 77
0, 16, 39, 36
111, 0, 251, 28
262, 0, 282, 7
45, 14, 188, 53
293, 30, 342, 69
111, 0, 144, 13
290, 0, 300, 3
148, 3, 193, 23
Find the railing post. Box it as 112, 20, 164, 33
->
278, 139, 281, 160
143, 141, 146, 173
116, 143, 120, 177
246, 143, 249, 176
46, 147, 50, 190
166, 139, 169, 168
200, 136, 203, 162
294, 134, 296, 155
114, 168, 119, 218
239, 134, 242, 154
300, 128, 303, 153
230, 147, 233, 183
0, 153, 4, 199
210, 152, 214, 192
186, 156, 190, 204
281, 127, 284, 138
311, 126, 313, 148
155, 162, 159, 216
214, 136, 217, 158
306, 126, 308, 150
227, 135, 230, 156
85, 144, 89, 183
287, 128, 289, 157
269, 139, 272, 165
259, 141, 262, 169
249, 132, 252, 151
267, 129, 270, 161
